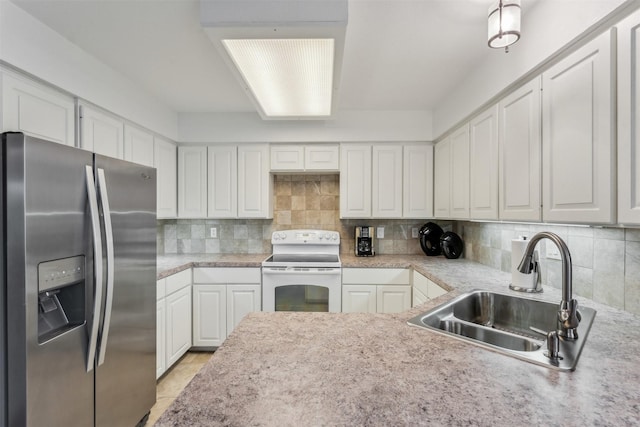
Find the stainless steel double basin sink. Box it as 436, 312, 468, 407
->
408, 290, 596, 371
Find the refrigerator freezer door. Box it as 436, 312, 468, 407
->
94, 155, 157, 427
3, 133, 95, 426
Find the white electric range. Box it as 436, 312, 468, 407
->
262, 229, 341, 312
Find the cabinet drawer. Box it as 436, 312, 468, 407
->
193, 267, 261, 284
165, 269, 192, 295
342, 268, 410, 285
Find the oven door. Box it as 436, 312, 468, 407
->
262, 267, 342, 313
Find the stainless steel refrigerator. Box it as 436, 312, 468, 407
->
1, 132, 157, 426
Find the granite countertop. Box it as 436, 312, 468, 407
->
157, 254, 270, 279
155, 255, 640, 426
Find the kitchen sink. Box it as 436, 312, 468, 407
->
408, 290, 596, 371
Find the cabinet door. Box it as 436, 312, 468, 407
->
412, 286, 428, 308
165, 286, 192, 367
305, 144, 339, 171
192, 285, 227, 347
542, 31, 614, 224
156, 300, 166, 379
469, 105, 499, 220
178, 146, 207, 218
124, 124, 154, 167
376, 285, 411, 314
340, 144, 372, 218
433, 138, 451, 218
342, 285, 377, 313
226, 285, 261, 335
618, 11, 640, 224
79, 103, 124, 158
372, 144, 403, 218
238, 144, 272, 218
1, 72, 74, 146
271, 145, 304, 171
450, 124, 470, 219
155, 137, 177, 218
403, 144, 434, 218
499, 78, 542, 221
208, 146, 237, 218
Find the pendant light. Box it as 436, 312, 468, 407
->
488, 0, 521, 53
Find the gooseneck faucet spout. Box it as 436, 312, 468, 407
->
517, 232, 580, 340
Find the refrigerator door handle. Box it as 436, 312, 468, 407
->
85, 165, 103, 373
96, 168, 115, 366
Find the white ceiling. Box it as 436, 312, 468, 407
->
9, 0, 536, 116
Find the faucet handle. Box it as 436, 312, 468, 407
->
546, 331, 562, 360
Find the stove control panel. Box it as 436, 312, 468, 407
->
272, 229, 340, 244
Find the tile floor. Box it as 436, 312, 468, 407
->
147, 351, 214, 426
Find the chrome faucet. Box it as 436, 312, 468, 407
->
517, 232, 580, 342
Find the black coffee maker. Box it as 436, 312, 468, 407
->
355, 226, 375, 256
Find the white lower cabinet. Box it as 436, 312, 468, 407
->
192, 268, 261, 347
342, 285, 377, 313
226, 285, 261, 335
156, 279, 167, 379
165, 283, 192, 368
192, 285, 227, 347
156, 269, 192, 378
412, 270, 447, 308
342, 268, 411, 314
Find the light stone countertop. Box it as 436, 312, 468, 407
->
155, 254, 640, 426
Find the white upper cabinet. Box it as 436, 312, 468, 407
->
403, 144, 434, 218
238, 144, 272, 218
208, 145, 238, 218
618, 10, 640, 225
155, 137, 177, 218
178, 146, 208, 218
340, 144, 372, 218
124, 124, 154, 167
78, 103, 124, 158
305, 144, 339, 171
270, 144, 339, 171
433, 137, 451, 218
450, 124, 470, 219
372, 144, 403, 218
542, 30, 615, 224
498, 78, 542, 222
469, 105, 499, 220
1, 72, 74, 146
270, 145, 304, 170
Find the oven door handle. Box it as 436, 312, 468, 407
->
262, 268, 342, 275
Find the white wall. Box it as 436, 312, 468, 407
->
178, 110, 432, 143
0, 1, 178, 140
432, 0, 629, 139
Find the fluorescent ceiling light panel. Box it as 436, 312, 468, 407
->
223, 38, 334, 117
200, 0, 347, 120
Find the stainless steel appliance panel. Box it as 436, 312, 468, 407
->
94, 155, 156, 427
3, 134, 95, 426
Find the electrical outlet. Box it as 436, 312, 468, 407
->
377, 226, 384, 239
412, 228, 419, 238
210, 227, 218, 238
546, 241, 561, 260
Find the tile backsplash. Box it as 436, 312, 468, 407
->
156, 174, 640, 315
157, 174, 448, 256
456, 221, 640, 316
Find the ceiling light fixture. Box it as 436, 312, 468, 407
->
488, 0, 521, 53
222, 38, 335, 117
200, 0, 347, 120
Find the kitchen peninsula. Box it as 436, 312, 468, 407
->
155, 256, 640, 426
